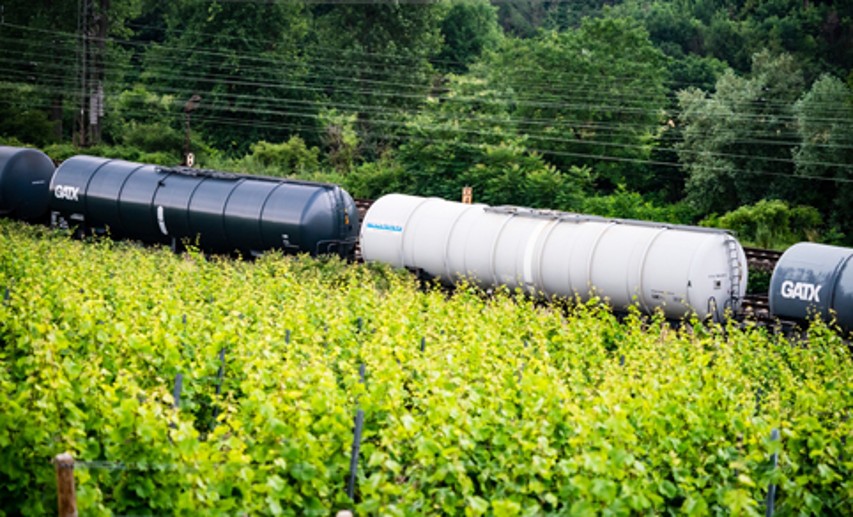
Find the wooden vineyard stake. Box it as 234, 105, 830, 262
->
55, 453, 77, 517
462, 186, 473, 204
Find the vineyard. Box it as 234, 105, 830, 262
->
0, 219, 851, 516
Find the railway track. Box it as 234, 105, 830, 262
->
744, 246, 783, 273
352, 199, 373, 262
741, 294, 772, 319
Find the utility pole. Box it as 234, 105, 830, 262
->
89, 0, 108, 145
75, 0, 89, 146
75, 0, 107, 147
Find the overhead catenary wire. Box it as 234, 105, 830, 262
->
0, 75, 831, 154
1, 22, 848, 115
1, 92, 851, 187
1, 63, 849, 157
0, 23, 844, 128
2, 94, 850, 187
2, 80, 851, 175
2, 70, 851, 173
1, 23, 851, 182
1, 47, 850, 144
117, 16, 852, 102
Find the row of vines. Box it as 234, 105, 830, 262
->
0, 219, 851, 515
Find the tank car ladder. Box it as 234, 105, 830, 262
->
724, 236, 743, 313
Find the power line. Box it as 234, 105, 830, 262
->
3, 73, 851, 166
2, 20, 852, 181
3, 93, 851, 187
1, 44, 849, 136
3, 66, 850, 160
3, 22, 847, 114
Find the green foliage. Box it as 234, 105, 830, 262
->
494, 0, 612, 35
701, 199, 823, 249
114, 85, 174, 122
339, 159, 409, 200
94, 85, 203, 165
436, 0, 503, 74
747, 269, 771, 296
793, 74, 853, 244
677, 51, 806, 216
616, 0, 704, 56
737, 0, 853, 82
246, 137, 321, 175
41, 143, 179, 166
703, 11, 752, 72
143, 0, 313, 154
483, 16, 668, 190
582, 187, 697, 224
1, 220, 852, 514
0, 1, 83, 141
121, 124, 183, 156
398, 75, 591, 209
0, 108, 58, 148
319, 110, 360, 172
667, 54, 729, 92
0, 83, 61, 146
459, 145, 592, 210
309, 2, 446, 157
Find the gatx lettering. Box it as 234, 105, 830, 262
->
54, 185, 80, 201
780, 280, 822, 302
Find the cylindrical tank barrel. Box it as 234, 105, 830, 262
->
49, 156, 359, 256
769, 242, 853, 333
0, 146, 55, 221
361, 194, 747, 320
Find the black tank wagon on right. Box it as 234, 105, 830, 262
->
769, 243, 853, 333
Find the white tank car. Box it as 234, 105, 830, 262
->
360, 194, 747, 320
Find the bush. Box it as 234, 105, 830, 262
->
121, 123, 183, 157
246, 137, 320, 175
701, 199, 823, 249
0, 109, 58, 147
582, 187, 698, 224
340, 159, 410, 200
42, 144, 181, 166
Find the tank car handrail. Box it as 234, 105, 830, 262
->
484, 205, 735, 236
156, 165, 239, 181
155, 166, 346, 190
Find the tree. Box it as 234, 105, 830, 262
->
677, 50, 806, 216
0, 0, 143, 144
581, 186, 696, 224
613, 0, 728, 90
308, 2, 445, 158
482, 16, 668, 191
396, 74, 591, 209
793, 74, 853, 243
493, 0, 619, 36
435, 0, 502, 74
143, 0, 312, 154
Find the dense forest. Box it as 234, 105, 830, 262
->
1, 0, 852, 248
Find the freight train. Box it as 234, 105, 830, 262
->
1, 146, 850, 333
